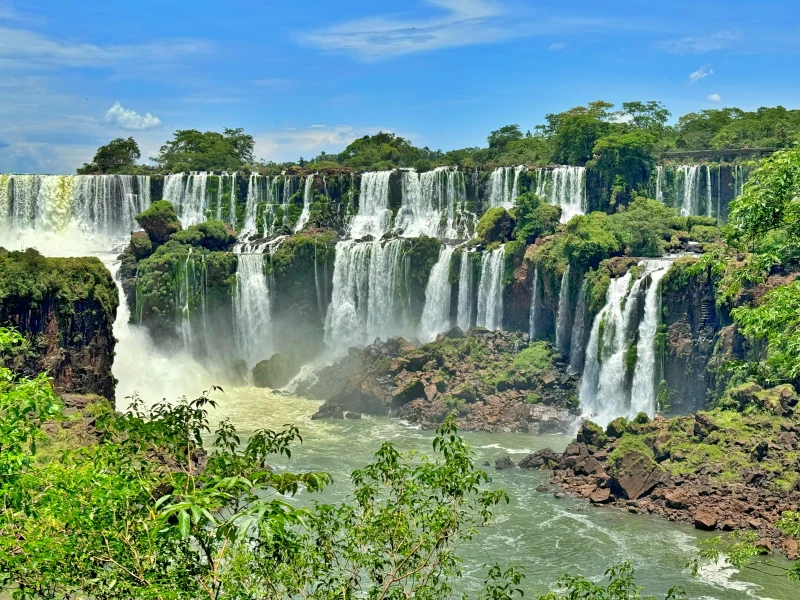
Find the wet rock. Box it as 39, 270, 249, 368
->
495, 456, 515, 470
253, 353, 300, 389
344, 412, 362, 420
535, 484, 549, 493
589, 488, 611, 504
312, 404, 344, 420
519, 448, 561, 470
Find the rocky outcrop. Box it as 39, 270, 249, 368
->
551, 402, 800, 557
0, 249, 118, 399
252, 353, 301, 389
311, 329, 581, 432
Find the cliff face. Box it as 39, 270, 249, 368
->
0, 249, 118, 399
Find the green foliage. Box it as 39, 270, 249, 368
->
590, 130, 657, 194
156, 127, 255, 171
512, 192, 560, 243
0, 386, 522, 600
171, 220, 236, 251
726, 146, 800, 257
512, 341, 553, 373
477, 207, 515, 244
136, 200, 182, 244
732, 280, 800, 384
0, 248, 118, 325
537, 561, 684, 599
403, 236, 442, 288
76, 137, 142, 174
676, 106, 800, 151
335, 131, 441, 170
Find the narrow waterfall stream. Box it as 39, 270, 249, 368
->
456, 249, 473, 330
476, 245, 505, 331
295, 173, 315, 232
555, 265, 571, 352
233, 252, 273, 369
529, 266, 540, 338
419, 246, 456, 341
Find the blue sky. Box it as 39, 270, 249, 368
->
0, 0, 797, 173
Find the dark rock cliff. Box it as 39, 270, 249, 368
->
0, 249, 118, 399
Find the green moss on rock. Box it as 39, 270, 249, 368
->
136, 200, 181, 244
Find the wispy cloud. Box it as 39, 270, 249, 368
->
689, 64, 713, 83
707, 93, 721, 102
0, 25, 212, 70
254, 125, 394, 162
547, 42, 565, 51
656, 29, 740, 54
105, 102, 161, 131
300, 0, 515, 60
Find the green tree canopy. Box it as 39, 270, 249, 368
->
155, 127, 255, 172
76, 137, 141, 174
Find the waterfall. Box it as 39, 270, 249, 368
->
215, 174, 225, 221
555, 265, 571, 352
579, 260, 673, 425
295, 174, 315, 232
734, 164, 747, 198
175, 248, 198, 350
233, 253, 273, 368
528, 266, 540, 338
568, 278, 588, 373
395, 167, 473, 240
476, 246, 505, 331
533, 166, 586, 223
630, 260, 671, 417
456, 249, 473, 330
281, 174, 296, 227
349, 171, 393, 239
163, 172, 209, 227
419, 246, 455, 341
0, 174, 150, 236
229, 172, 238, 229
676, 165, 701, 216
705, 166, 713, 217
324, 239, 410, 352
487, 166, 526, 209
241, 174, 262, 239
655, 166, 664, 202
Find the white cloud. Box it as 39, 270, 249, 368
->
300, 0, 515, 60
689, 64, 713, 83
655, 29, 740, 54
254, 125, 394, 162
548, 42, 565, 51
104, 102, 161, 131
707, 93, 721, 102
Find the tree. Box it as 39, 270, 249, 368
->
537, 562, 684, 599
488, 125, 524, 151
155, 128, 255, 172
590, 130, 657, 198
76, 137, 141, 174
620, 101, 670, 131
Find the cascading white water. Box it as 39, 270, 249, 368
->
175, 248, 196, 350
0, 174, 150, 236
705, 166, 713, 217
475, 246, 505, 331
241, 174, 270, 239
395, 167, 474, 240
233, 253, 273, 368
324, 239, 410, 352
655, 166, 664, 202
163, 172, 209, 227
676, 165, 701, 217
579, 260, 673, 425
555, 265, 571, 352
229, 172, 238, 229
528, 266, 540, 339
487, 166, 526, 209
419, 246, 455, 341
295, 174, 315, 232
534, 166, 586, 223
568, 278, 588, 373
456, 249, 473, 330
629, 260, 671, 417
579, 272, 633, 425
349, 171, 393, 239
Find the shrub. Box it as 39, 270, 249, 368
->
476, 207, 515, 244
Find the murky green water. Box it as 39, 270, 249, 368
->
182, 386, 798, 600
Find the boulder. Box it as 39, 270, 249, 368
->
253, 353, 299, 389
605, 417, 628, 439
664, 489, 690, 510
495, 456, 515, 470
608, 449, 667, 500
344, 412, 362, 420
312, 404, 344, 420
589, 488, 611, 504
519, 448, 561, 470
136, 200, 181, 244
576, 421, 607, 448
694, 506, 718, 530
130, 231, 153, 259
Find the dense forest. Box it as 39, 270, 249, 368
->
77, 102, 800, 175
